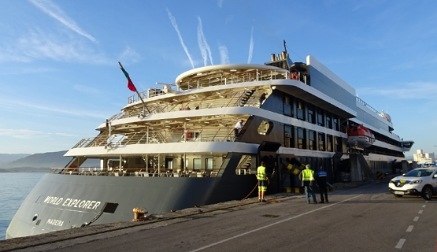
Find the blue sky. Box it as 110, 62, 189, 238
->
0, 0, 436, 157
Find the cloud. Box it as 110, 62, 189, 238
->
0, 128, 75, 139
0, 97, 107, 119
29, 0, 97, 43
219, 44, 229, 64
17, 30, 82, 61
118, 46, 141, 65
166, 8, 194, 68
0, 29, 109, 64
247, 26, 254, 64
73, 85, 101, 96
197, 17, 213, 66
0, 66, 55, 75
0, 48, 33, 63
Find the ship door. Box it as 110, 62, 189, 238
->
258, 141, 281, 194
258, 141, 281, 153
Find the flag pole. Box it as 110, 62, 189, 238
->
118, 62, 150, 114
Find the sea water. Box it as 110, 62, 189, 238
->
0, 172, 44, 240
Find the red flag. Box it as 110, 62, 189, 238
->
118, 62, 137, 92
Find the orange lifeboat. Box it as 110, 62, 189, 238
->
347, 125, 375, 148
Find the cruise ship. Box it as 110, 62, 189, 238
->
6, 42, 413, 239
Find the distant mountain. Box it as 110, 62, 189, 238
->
0, 150, 70, 171
0, 153, 29, 165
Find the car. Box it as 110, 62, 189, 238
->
388, 167, 437, 200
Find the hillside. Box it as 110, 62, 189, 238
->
0, 150, 70, 170
0, 153, 29, 166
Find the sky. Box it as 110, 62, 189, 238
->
0, 0, 436, 158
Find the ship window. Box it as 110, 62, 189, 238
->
327, 135, 333, 152
205, 158, 213, 170
332, 117, 339, 131
308, 130, 316, 150
193, 158, 201, 170
257, 120, 273, 135
284, 125, 294, 148
317, 110, 324, 126
326, 114, 332, 129
296, 100, 305, 120
307, 105, 315, 124
297, 127, 306, 149
334, 136, 342, 152
283, 95, 293, 117
165, 158, 173, 169
318, 132, 325, 151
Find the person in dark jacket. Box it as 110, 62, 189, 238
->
316, 165, 329, 203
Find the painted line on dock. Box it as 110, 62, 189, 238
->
189, 194, 362, 252
395, 202, 428, 250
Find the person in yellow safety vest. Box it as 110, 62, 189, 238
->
257, 161, 268, 202
299, 164, 317, 204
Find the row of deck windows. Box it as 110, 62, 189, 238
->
281, 93, 346, 152
283, 95, 342, 132
284, 125, 342, 152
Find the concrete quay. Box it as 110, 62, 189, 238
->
0, 180, 370, 252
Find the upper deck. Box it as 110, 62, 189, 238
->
175, 64, 289, 90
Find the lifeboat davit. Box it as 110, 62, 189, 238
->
347, 125, 375, 148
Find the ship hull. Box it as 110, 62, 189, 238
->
6, 172, 256, 239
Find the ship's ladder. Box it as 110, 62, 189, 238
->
238, 89, 256, 107
236, 155, 252, 175
106, 134, 126, 148
62, 156, 87, 173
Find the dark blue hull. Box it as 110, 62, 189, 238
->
6, 172, 256, 239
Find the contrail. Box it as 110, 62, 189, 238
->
197, 17, 213, 66
197, 18, 207, 66
247, 26, 254, 64
29, 0, 96, 42
219, 44, 229, 64
166, 9, 195, 68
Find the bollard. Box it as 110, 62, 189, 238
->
133, 208, 145, 221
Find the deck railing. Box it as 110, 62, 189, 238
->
73, 127, 236, 149
53, 167, 223, 178
127, 68, 287, 104
121, 88, 263, 120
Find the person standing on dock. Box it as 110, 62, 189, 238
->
299, 164, 317, 204
257, 161, 268, 202
316, 165, 329, 203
